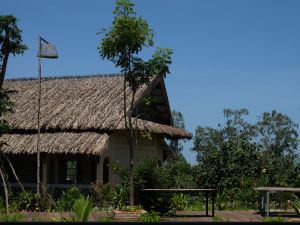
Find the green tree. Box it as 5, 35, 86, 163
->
256, 110, 299, 186
0, 14, 27, 214
98, 0, 172, 206
0, 15, 27, 87
192, 109, 260, 207
170, 110, 185, 152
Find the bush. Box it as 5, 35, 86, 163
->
56, 187, 83, 211
171, 193, 188, 211
112, 185, 128, 210
140, 211, 160, 222
11, 191, 39, 211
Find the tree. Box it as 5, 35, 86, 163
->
170, 110, 185, 152
256, 110, 299, 186
0, 14, 27, 214
98, 0, 172, 205
192, 109, 261, 207
0, 15, 27, 87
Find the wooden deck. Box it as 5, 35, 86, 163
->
15, 210, 300, 222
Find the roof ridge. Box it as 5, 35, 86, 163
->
5, 73, 123, 81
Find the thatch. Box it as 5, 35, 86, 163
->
116, 118, 192, 139
3, 74, 146, 131
3, 74, 191, 139
2, 132, 109, 155
2, 74, 192, 155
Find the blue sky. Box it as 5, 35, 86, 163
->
2, 0, 300, 164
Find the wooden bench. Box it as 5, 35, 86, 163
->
141, 188, 216, 217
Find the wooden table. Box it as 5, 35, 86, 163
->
141, 188, 216, 217
254, 187, 300, 217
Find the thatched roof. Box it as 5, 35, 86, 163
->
116, 118, 192, 139
2, 74, 192, 155
2, 132, 109, 155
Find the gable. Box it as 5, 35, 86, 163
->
133, 77, 173, 126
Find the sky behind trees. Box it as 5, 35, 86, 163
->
2, 0, 300, 164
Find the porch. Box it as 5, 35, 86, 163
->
3, 153, 111, 191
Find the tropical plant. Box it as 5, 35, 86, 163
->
98, 0, 172, 206
72, 196, 93, 222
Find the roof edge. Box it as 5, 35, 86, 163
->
5, 73, 123, 81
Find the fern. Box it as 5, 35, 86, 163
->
72, 196, 93, 222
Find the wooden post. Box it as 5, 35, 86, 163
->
205, 192, 208, 216
36, 37, 42, 198
266, 192, 270, 217
212, 192, 215, 217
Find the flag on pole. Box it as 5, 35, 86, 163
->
37, 37, 58, 59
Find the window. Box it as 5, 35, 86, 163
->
66, 161, 77, 184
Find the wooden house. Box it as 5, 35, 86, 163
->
2, 74, 191, 189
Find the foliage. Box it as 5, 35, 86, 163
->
112, 185, 128, 210
140, 211, 160, 222
98, 0, 172, 205
292, 203, 300, 216
0, 15, 27, 86
0, 212, 24, 222
171, 193, 188, 211
170, 110, 185, 152
11, 191, 39, 211
56, 187, 83, 211
192, 108, 299, 209
256, 110, 299, 186
262, 216, 284, 222
72, 196, 93, 222
134, 155, 194, 214
90, 181, 105, 208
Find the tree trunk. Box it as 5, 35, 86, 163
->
128, 92, 136, 206
0, 164, 9, 214
2, 153, 30, 202
0, 52, 9, 88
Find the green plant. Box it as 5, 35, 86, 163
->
12, 191, 39, 211
212, 215, 222, 222
98, 217, 113, 222
0, 213, 24, 222
292, 203, 300, 216
262, 216, 284, 222
140, 211, 160, 222
72, 196, 93, 222
90, 181, 104, 207
56, 187, 83, 211
112, 185, 128, 210
171, 193, 188, 211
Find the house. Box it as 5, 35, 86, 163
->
2, 74, 192, 189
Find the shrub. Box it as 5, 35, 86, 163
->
112, 185, 128, 210
56, 187, 83, 211
171, 193, 188, 211
12, 191, 39, 211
